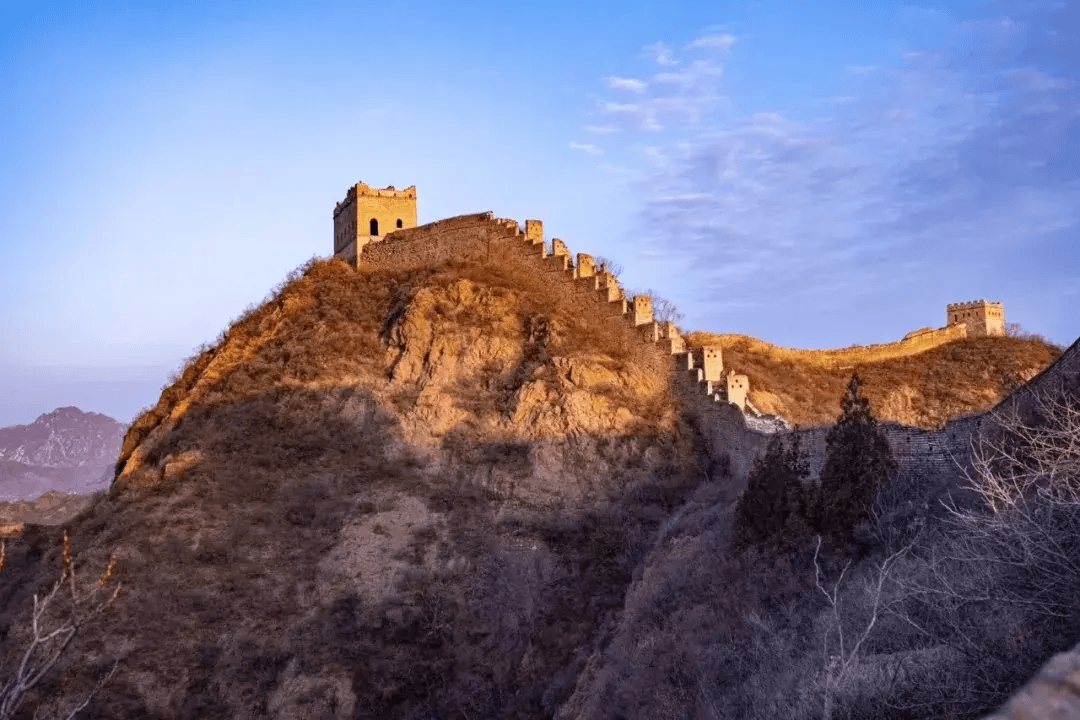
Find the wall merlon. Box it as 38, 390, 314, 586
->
551, 238, 569, 257
525, 219, 543, 246
658, 336, 687, 354
597, 282, 621, 303
608, 298, 629, 316
638, 322, 661, 344
632, 295, 654, 326
577, 254, 596, 278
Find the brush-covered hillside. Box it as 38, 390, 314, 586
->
0, 256, 710, 719
689, 331, 1062, 429
0, 245, 1075, 720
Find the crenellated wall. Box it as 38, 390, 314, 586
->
344, 212, 675, 341
331, 205, 1078, 503
678, 334, 1080, 497
697, 325, 970, 369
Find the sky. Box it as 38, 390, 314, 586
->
1, 0, 1077, 427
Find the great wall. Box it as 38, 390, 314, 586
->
334, 182, 1080, 497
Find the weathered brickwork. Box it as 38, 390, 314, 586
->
333, 182, 418, 264
947, 299, 1005, 338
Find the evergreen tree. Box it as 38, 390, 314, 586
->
816, 372, 897, 543
732, 434, 811, 552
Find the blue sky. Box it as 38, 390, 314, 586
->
1, 0, 1076, 427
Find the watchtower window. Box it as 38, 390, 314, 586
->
369, 218, 379, 235
396, 218, 403, 228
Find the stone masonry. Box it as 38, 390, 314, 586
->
333, 182, 418, 265
947, 299, 1005, 337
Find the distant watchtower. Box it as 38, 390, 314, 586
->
333, 182, 418, 264
946, 299, 1005, 338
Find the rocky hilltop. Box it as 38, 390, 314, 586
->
0, 225, 1073, 719
0, 407, 126, 502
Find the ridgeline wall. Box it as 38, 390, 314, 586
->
346, 211, 1079, 502
353, 212, 687, 356
693, 326, 969, 369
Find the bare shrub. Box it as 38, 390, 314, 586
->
813, 535, 916, 720
878, 373, 1080, 717
593, 256, 623, 278
0, 532, 122, 719
1005, 322, 1064, 350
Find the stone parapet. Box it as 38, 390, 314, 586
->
330, 194, 1078, 517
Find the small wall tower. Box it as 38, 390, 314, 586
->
722, 370, 750, 411
333, 182, 418, 264
946, 299, 1005, 338
702, 347, 723, 383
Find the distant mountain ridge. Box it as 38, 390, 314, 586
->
0, 407, 125, 501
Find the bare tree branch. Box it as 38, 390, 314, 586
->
0, 532, 123, 720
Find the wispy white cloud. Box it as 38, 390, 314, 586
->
581, 38, 731, 141
569, 142, 603, 155
605, 76, 647, 93
687, 33, 737, 51
584, 3, 1080, 345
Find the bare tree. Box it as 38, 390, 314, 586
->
641, 290, 684, 325
1004, 322, 1062, 349
878, 373, 1080, 716
814, 535, 914, 720
953, 377, 1080, 516
593, 257, 623, 279
0, 532, 123, 720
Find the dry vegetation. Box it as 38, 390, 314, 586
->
558, 370, 1080, 720
118, 255, 673, 486
0, 253, 707, 718
0, 245, 1072, 718
689, 331, 1062, 429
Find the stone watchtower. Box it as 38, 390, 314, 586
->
333, 182, 418, 264
946, 299, 1005, 338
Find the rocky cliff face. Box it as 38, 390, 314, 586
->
0, 407, 126, 501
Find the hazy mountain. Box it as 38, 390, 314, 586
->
0, 407, 126, 501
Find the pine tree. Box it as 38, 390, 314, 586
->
732, 434, 811, 552
816, 372, 897, 543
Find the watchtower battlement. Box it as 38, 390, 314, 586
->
333, 182, 418, 264
946, 299, 1005, 338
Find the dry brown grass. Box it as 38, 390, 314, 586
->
115, 254, 674, 486
687, 333, 1062, 429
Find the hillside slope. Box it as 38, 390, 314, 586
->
0, 234, 1070, 718
0, 255, 707, 719
689, 331, 1061, 429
